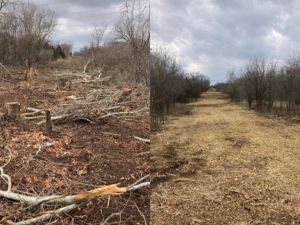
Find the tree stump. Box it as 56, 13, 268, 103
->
45, 110, 52, 133
117, 88, 132, 102
57, 78, 72, 91
4, 102, 21, 120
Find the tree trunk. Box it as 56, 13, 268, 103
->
247, 95, 252, 109
4, 102, 21, 120
45, 110, 52, 133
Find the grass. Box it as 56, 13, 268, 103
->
151, 90, 300, 225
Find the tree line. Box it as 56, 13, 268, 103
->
215, 57, 300, 115
1, 0, 150, 85
0, 0, 73, 67
151, 51, 210, 130
75, 1, 150, 85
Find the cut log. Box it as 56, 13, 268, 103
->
22, 107, 44, 117
4, 102, 21, 120
45, 110, 52, 133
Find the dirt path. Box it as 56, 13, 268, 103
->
151, 91, 300, 225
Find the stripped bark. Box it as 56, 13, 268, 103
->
83, 58, 94, 74
22, 108, 44, 117
0, 166, 150, 225
134, 136, 150, 143
6, 204, 82, 225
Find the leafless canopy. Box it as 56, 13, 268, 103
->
217, 57, 300, 114
0, 1, 57, 66
0, 0, 9, 11
114, 0, 150, 84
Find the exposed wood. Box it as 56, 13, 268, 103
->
22, 108, 44, 117
6, 204, 81, 225
0, 184, 127, 205
134, 136, 150, 143
97, 64, 104, 78
4, 102, 21, 120
0, 166, 149, 205
0, 164, 150, 225
127, 182, 150, 191
0, 167, 11, 192
27, 107, 42, 112
83, 58, 94, 74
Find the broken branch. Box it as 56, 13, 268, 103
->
0, 62, 16, 84
134, 136, 150, 143
0, 164, 149, 225
6, 203, 82, 225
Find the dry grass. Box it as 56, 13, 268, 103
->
151, 90, 300, 225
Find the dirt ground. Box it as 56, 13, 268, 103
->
0, 67, 150, 224
151, 90, 300, 225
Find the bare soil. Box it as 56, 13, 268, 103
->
0, 67, 150, 225
151, 90, 300, 225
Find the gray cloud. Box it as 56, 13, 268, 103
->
151, 0, 300, 83
28, 0, 125, 50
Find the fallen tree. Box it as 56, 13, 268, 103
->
0, 164, 150, 225
0, 63, 17, 84
19, 87, 148, 126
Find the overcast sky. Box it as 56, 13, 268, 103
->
151, 0, 300, 83
29, 0, 125, 51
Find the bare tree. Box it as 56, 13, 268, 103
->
0, 0, 9, 11
0, 1, 56, 77
217, 57, 300, 115
283, 59, 300, 111
241, 71, 255, 109
151, 51, 210, 129
93, 24, 108, 50
114, 0, 150, 84
226, 69, 241, 101
18, 2, 56, 79
82, 25, 108, 74
244, 58, 267, 111
60, 43, 73, 58
92, 24, 107, 72
265, 62, 276, 112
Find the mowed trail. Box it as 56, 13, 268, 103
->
151, 91, 300, 225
